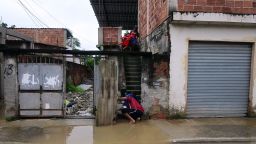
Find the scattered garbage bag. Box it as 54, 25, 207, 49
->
78, 84, 92, 91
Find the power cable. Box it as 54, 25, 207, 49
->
16, 0, 41, 27
30, 0, 67, 28
17, 0, 49, 28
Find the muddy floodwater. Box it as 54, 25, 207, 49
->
2, 118, 256, 144
94, 121, 170, 144
0, 119, 94, 144
0, 119, 170, 144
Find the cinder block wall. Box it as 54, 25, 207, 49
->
13, 28, 66, 47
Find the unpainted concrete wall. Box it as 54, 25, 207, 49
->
169, 23, 256, 115
3, 55, 18, 117
141, 56, 169, 119
140, 20, 170, 54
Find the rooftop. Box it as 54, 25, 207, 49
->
90, 0, 138, 30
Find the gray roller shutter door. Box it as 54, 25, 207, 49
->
188, 42, 252, 117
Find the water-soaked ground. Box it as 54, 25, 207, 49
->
94, 120, 170, 144
1, 118, 256, 144
0, 119, 94, 144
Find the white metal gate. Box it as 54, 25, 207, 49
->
18, 56, 64, 117
187, 42, 252, 117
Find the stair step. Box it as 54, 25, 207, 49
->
126, 81, 141, 85
126, 75, 141, 79
126, 90, 141, 95
124, 61, 140, 65
125, 67, 141, 71
124, 56, 140, 58
125, 64, 141, 67
125, 71, 141, 74
124, 56, 142, 96
127, 85, 141, 90
126, 84, 141, 87
126, 75, 141, 78
126, 78, 141, 82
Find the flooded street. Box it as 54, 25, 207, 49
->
94, 121, 170, 144
0, 119, 94, 144
1, 118, 256, 144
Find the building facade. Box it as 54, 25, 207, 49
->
139, 0, 256, 117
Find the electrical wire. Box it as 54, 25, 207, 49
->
30, 0, 67, 28
16, 0, 41, 27
17, 0, 49, 28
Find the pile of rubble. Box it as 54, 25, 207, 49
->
65, 85, 94, 117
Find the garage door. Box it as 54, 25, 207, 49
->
188, 42, 252, 117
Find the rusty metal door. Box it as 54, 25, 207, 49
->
18, 62, 64, 117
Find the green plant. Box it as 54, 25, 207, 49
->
66, 82, 85, 94
5, 116, 18, 122
168, 112, 187, 119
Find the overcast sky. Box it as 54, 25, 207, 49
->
0, 0, 99, 50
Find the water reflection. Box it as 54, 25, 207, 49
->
66, 126, 93, 144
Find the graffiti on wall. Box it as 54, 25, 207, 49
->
21, 73, 39, 85
44, 75, 61, 88
4, 64, 14, 76
146, 21, 170, 54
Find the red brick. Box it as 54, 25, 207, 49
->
203, 6, 213, 12
184, 5, 194, 11
187, 0, 197, 4
194, 5, 204, 11
253, 2, 256, 7
215, 0, 225, 6
233, 8, 242, 13
13, 28, 66, 47
212, 6, 223, 12
222, 7, 232, 13
207, 0, 216, 6
242, 8, 253, 14
197, 0, 207, 5
253, 8, 256, 14
235, 1, 243, 8
244, 1, 253, 7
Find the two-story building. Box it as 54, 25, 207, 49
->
138, 0, 256, 118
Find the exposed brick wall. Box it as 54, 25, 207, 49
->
138, 0, 168, 39
154, 61, 169, 78
178, 0, 256, 14
67, 62, 92, 85
102, 27, 119, 45
138, 0, 148, 39
13, 28, 66, 47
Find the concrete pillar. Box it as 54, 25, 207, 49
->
3, 55, 18, 118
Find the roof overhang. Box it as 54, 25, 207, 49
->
90, 0, 138, 30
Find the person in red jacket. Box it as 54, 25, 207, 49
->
119, 94, 144, 124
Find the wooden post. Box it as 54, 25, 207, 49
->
96, 59, 118, 126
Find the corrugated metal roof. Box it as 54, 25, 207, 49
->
90, 0, 137, 30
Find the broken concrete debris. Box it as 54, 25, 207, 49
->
65, 85, 94, 117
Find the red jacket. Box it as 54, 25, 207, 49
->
126, 96, 144, 112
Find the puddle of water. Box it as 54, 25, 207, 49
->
93, 121, 170, 144
66, 126, 93, 144
0, 126, 93, 144
30, 126, 93, 144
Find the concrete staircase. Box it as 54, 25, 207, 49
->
124, 56, 141, 97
